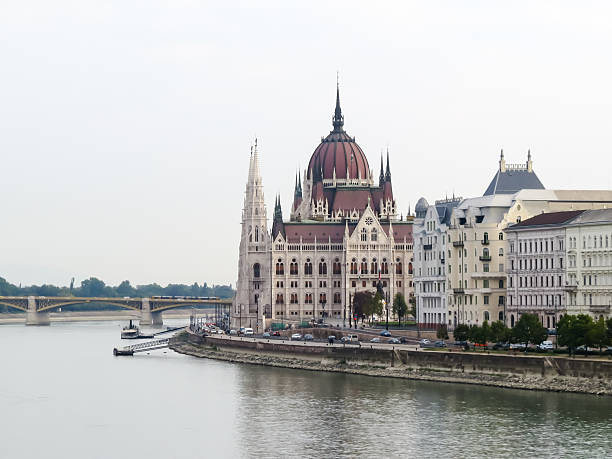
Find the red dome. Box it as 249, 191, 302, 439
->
307, 85, 370, 181
307, 131, 370, 181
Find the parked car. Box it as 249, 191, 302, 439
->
510, 343, 526, 350
262, 332, 271, 338
399, 337, 409, 344
388, 338, 401, 344
492, 342, 510, 350
537, 340, 554, 351
370, 337, 381, 343
244, 328, 254, 336
291, 333, 302, 341
238, 327, 246, 335
547, 328, 557, 335
328, 335, 336, 344
272, 331, 281, 337
380, 330, 392, 337
341, 334, 360, 343
229, 329, 238, 335
304, 334, 314, 341
434, 340, 446, 348
418, 339, 431, 345
453, 340, 467, 347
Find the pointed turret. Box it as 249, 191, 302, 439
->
385, 149, 391, 182
379, 154, 384, 186
332, 77, 344, 132
272, 194, 285, 238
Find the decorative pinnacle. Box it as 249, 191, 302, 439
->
385, 148, 391, 182
332, 76, 344, 132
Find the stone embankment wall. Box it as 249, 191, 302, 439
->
171, 331, 612, 396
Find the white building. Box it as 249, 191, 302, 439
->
413, 196, 461, 327
233, 86, 414, 331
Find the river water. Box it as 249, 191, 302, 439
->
1, 320, 611, 459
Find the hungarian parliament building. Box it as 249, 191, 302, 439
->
232, 85, 612, 332
232, 86, 415, 331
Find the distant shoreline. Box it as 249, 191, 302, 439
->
0, 309, 201, 325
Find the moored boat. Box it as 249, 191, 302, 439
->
121, 320, 140, 339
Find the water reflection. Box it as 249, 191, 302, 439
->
235, 365, 612, 458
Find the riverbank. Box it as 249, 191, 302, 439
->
0, 309, 201, 325
170, 332, 612, 396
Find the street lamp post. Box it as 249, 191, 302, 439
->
385, 291, 390, 331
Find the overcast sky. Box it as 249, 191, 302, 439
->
1, 1, 612, 288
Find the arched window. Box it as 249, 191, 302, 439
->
499, 248, 504, 256
371, 258, 378, 274
361, 258, 368, 274
483, 232, 489, 243
483, 248, 490, 257
275, 259, 284, 275
333, 258, 342, 275
290, 259, 298, 275
275, 294, 284, 304
255, 226, 259, 242
511, 314, 515, 327
408, 262, 413, 274
484, 311, 490, 321
498, 232, 504, 240
253, 263, 260, 278
319, 259, 327, 275
350, 258, 358, 275
381, 259, 389, 274
361, 228, 367, 242
371, 228, 378, 242
395, 259, 403, 275
333, 292, 341, 304
304, 259, 312, 275
498, 311, 504, 321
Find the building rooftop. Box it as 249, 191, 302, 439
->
507, 210, 585, 230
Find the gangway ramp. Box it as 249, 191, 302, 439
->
113, 338, 169, 356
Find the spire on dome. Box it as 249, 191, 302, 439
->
294, 172, 302, 198
385, 148, 391, 182
332, 75, 344, 132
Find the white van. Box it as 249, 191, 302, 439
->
244, 328, 254, 336
538, 340, 553, 350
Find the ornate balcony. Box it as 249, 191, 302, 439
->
453, 288, 465, 294
423, 244, 433, 250
453, 241, 464, 248
479, 255, 492, 261
481, 239, 490, 245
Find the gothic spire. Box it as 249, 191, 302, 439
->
332, 76, 344, 132
385, 148, 391, 182
379, 153, 384, 186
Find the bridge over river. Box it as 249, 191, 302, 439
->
0, 296, 232, 326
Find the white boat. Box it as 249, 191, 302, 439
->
121, 320, 140, 339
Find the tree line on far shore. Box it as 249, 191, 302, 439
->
449, 313, 612, 355
0, 276, 235, 312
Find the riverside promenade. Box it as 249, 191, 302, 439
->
171, 329, 612, 396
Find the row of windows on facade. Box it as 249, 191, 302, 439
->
510, 275, 564, 288
452, 310, 504, 323
508, 294, 563, 307
568, 234, 612, 250
276, 280, 342, 289
448, 263, 503, 274
447, 279, 505, 290
510, 257, 563, 271
248, 225, 266, 243
254, 260, 413, 277
275, 292, 342, 304
452, 232, 504, 242
568, 293, 612, 306
568, 254, 612, 268
447, 247, 503, 259
451, 294, 505, 306
509, 238, 563, 254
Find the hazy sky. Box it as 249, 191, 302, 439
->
2, 1, 612, 288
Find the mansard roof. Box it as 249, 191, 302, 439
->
508, 210, 585, 229
484, 168, 544, 196
283, 223, 345, 243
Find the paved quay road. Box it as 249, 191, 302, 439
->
210, 333, 423, 351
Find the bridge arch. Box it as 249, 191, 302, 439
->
0, 300, 28, 312
36, 300, 141, 313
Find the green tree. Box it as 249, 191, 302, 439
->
116, 280, 136, 297
490, 320, 511, 343
392, 293, 408, 326
454, 324, 470, 342
408, 296, 416, 319
78, 277, 107, 297
511, 313, 547, 350
558, 314, 595, 356
353, 291, 374, 324
587, 317, 608, 354
436, 324, 449, 340
371, 291, 384, 323
606, 317, 612, 345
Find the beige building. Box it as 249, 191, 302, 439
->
447, 152, 612, 328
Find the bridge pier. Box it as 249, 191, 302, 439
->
25, 296, 50, 326
139, 298, 163, 328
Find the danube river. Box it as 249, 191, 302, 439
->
1, 321, 611, 459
